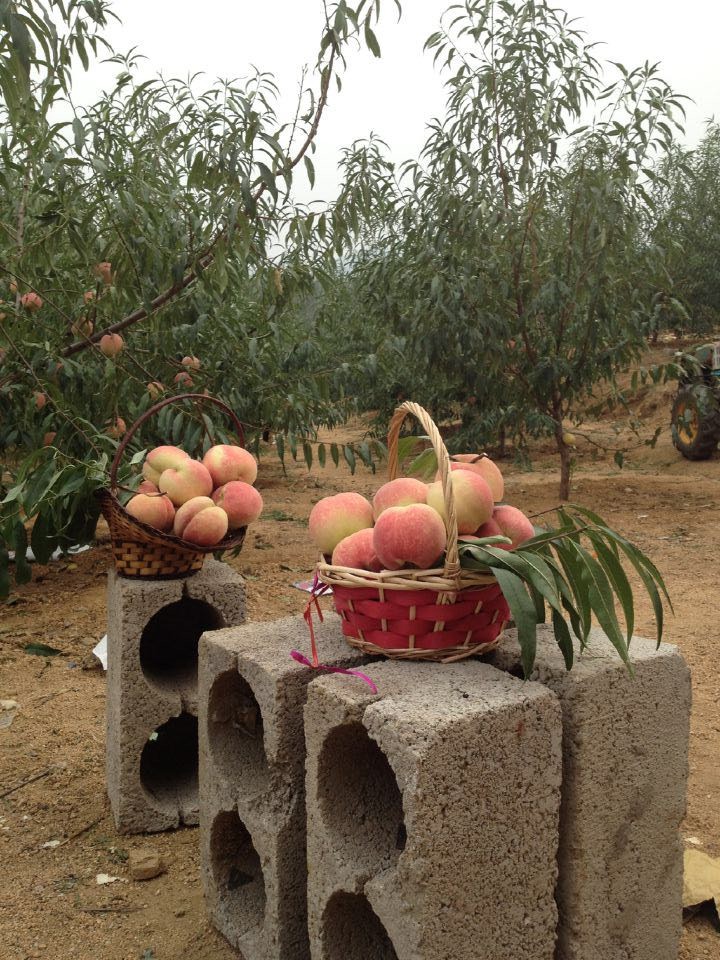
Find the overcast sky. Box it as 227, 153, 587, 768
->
73, 0, 720, 201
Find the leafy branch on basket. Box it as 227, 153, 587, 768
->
457, 504, 671, 677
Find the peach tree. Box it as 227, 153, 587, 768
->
0, 0, 397, 595
334, 0, 685, 498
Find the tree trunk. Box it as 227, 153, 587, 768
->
554, 424, 572, 500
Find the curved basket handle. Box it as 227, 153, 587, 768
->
109, 392, 246, 492
387, 401, 460, 581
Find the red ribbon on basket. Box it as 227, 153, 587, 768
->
290, 574, 378, 693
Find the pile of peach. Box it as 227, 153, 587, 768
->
124, 444, 263, 547
309, 454, 534, 571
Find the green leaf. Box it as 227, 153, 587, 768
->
318, 443, 326, 468
343, 445, 356, 473
569, 541, 629, 666
276, 434, 285, 464
364, 21, 381, 57
492, 566, 537, 677
30, 512, 54, 565
24, 642, 62, 657
304, 155, 315, 189
330, 443, 340, 468
552, 607, 574, 670
303, 441, 313, 470
586, 530, 635, 642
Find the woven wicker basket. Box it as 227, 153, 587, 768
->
98, 393, 247, 579
316, 401, 510, 663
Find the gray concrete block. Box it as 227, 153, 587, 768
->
199, 613, 372, 960
492, 626, 691, 960
106, 558, 246, 833
304, 660, 564, 960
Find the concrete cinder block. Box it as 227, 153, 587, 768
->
199, 613, 372, 960
305, 660, 564, 960
492, 626, 691, 960
106, 557, 246, 833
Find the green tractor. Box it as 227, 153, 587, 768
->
671, 341, 720, 459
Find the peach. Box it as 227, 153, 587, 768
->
426, 470, 493, 534
444, 454, 504, 502
126, 492, 175, 531
142, 445, 190, 485
34, 392, 47, 410
173, 496, 215, 538
331, 528, 382, 571
182, 355, 201, 370
493, 505, 535, 549
372, 477, 427, 519
159, 458, 213, 506
147, 381, 164, 400
71, 317, 93, 338
83, 290, 96, 304
9, 281, 17, 294
138, 479, 159, 495
21, 292, 42, 312
473, 517, 511, 550
99, 333, 124, 358
94, 261, 113, 285
203, 444, 257, 487
212, 481, 263, 529
181, 505, 228, 546
174, 371, 193, 388
106, 417, 126, 438
43, 431, 56, 446
373, 503, 447, 570
308, 492, 374, 556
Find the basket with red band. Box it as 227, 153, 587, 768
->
98, 393, 262, 579
313, 400, 514, 662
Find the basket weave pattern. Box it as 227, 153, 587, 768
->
316, 401, 509, 662
98, 393, 247, 580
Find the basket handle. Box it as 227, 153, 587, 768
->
109, 392, 246, 492
387, 401, 460, 580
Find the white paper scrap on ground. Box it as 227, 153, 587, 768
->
93, 635, 108, 671
8, 543, 92, 563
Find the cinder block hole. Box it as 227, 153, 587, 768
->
211, 809, 266, 937
140, 598, 224, 696
140, 713, 198, 816
318, 723, 405, 874
322, 891, 398, 960
207, 670, 269, 789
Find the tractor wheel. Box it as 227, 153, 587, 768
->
671, 384, 720, 460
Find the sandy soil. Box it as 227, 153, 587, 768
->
1, 362, 719, 959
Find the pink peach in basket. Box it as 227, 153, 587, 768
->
125, 492, 175, 532
142, 445, 190, 486
372, 477, 427, 519
203, 443, 258, 487
309, 492, 374, 556
373, 503, 447, 570
181, 505, 229, 546
426, 469, 493, 534
486, 504, 535, 549
331, 528, 383, 571
212, 481, 263, 529
159, 458, 213, 506
447, 454, 504, 502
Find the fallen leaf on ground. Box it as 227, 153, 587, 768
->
95, 873, 123, 885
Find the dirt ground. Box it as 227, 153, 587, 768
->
1, 360, 719, 959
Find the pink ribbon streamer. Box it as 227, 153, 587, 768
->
291, 574, 378, 693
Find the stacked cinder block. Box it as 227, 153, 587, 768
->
198, 613, 373, 960
106, 557, 246, 833
492, 626, 691, 960
304, 660, 564, 960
